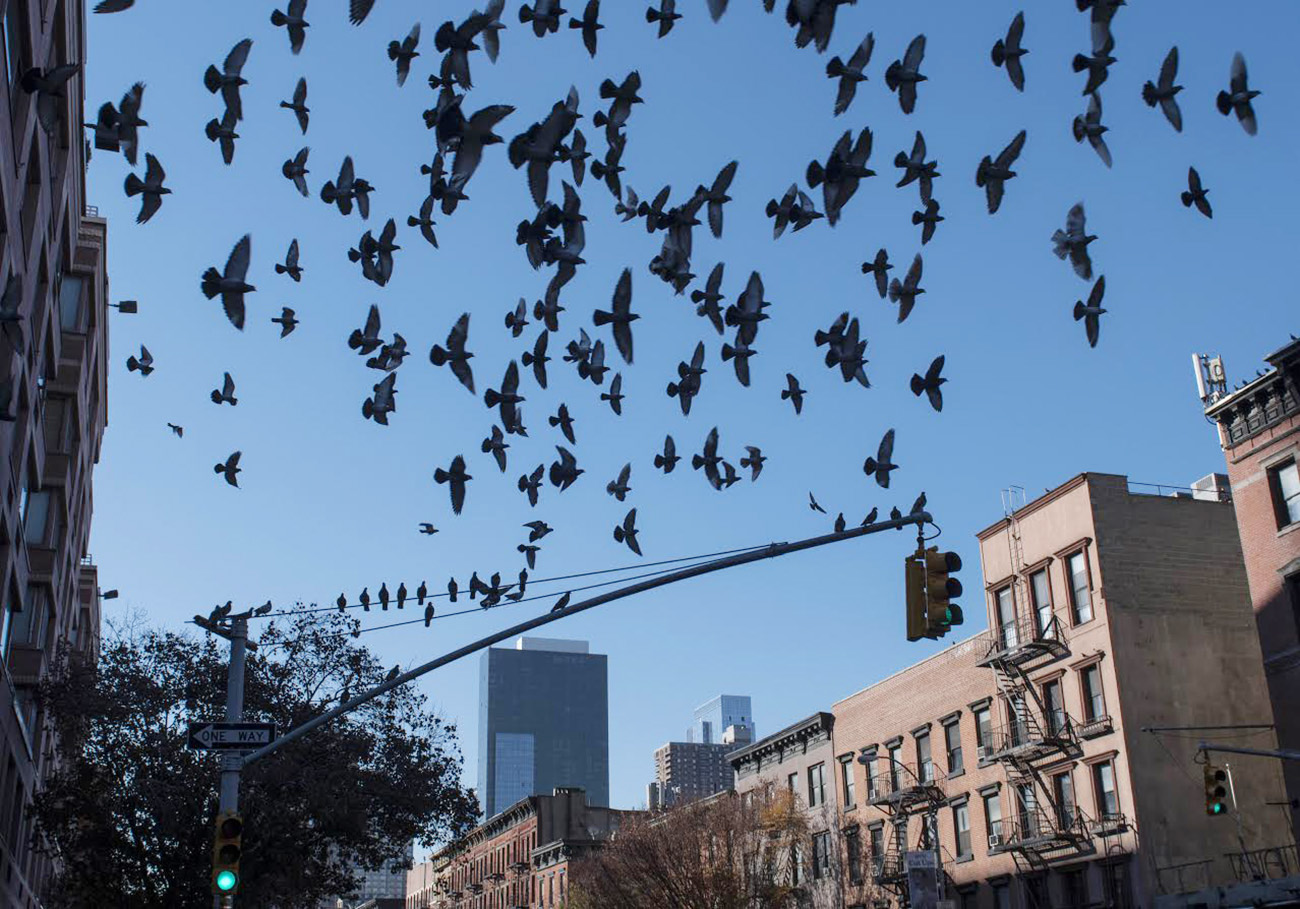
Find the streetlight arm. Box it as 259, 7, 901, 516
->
240, 512, 932, 766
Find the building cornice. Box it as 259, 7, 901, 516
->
727, 712, 833, 767
1205, 342, 1300, 450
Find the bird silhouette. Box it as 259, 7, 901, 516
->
1181, 167, 1212, 219
271, 0, 309, 54
200, 234, 255, 330
827, 32, 874, 116
991, 12, 1028, 91
433, 455, 472, 514
863, 429, 897, 488
210, 372, 238, 406
782, 373, 806, 415
884, 34, 926, 114
123, 153, 169, 224
614, 508, 642, 554
1217, 52, 1260, 135
1142, 47, 1183, 132
1073, 276, 1107, 348
214, 451, 242, 487
280, 77, 309, 132
910, 356, 946, 412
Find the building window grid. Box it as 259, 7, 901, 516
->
974, 706, 991, 756
1093, 760, 1120, 819
1043, 679, 1065, 735
953, 803, 971, 858
983, 792, 1003, 843
811, 831, 831, 880
995, 585, 1017, 648
1068, 551, 1093, 624
1269, 459, 1300, 528
807, 762, 826, 808
840, 757, 855, 807
944, 720, 963, 775
1081, 665, 1106, 723
916, 731, 933, 782
1030, 568, 1053, 637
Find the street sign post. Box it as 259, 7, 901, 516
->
188, 722, 276, 751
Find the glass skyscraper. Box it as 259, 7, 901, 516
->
478, 637, 609, 819
691, 694, 755, 744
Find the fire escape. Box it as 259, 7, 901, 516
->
867, 758, 947, 906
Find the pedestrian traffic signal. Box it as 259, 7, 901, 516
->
923, 547, 964, 639
905, 548, 928, 642
212, 811, 243, 894
1204, 764, 1229, 816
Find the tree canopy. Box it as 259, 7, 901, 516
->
31, 610, 479, 908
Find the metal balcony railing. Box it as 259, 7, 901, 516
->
979, 612, 1070, 668
867, 760, 945, 811
985, 714, 1080, 765
1001, 806, 1091, 855
1228, 843, 1300, 882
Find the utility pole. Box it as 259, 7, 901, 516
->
197, 510, 934, 902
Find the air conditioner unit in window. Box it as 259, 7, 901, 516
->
976, 746, 989, 762
987, 834, 1001, 849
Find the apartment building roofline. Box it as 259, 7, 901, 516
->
726, 711, 832, 765
974, 472, 1093, 541
831, 632, 986, 709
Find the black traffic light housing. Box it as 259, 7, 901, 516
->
212, 811, 243, 894
1204, 764, 1229, 817
923, 547, 964, 639
905, 551, 928, 641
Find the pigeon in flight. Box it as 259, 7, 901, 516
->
1051, 202, 1095, 280
419, 523, 439, 535
646, 0, 680, 37
429, 313, 475, 393
590, 132, 628, 199
1181, 167, 1212, 219
910, 356, 946, 412
549, 403, 576, 444
204, 38, 252, 121
912, 199, 943, 245
975, 130, 1027, 215
349, 0, 376, 24
348, 304, 383, 355
524, 520, 553, 542
807, 127, 875, 226
894, 131, 939, 203
204, 108, 240, 165
765, 184, 822, 237
522, 330, 550, 388
87, 80, 147, 162
826, 32, 874, 116
200, 234, 255, 330
654, 435, 679, 473
863, 429, 897, 488
606, 463, 632, 501
721, 335, 757, 387
740, 446, 765, 481
809, 492, 826, 514
271, 0, 309, 54
482, 425, 509, 472
210, 372, 238, 406
725, 271, 770, 345
692, 427, 724, 490
279, 77, 309, 133
593, 269, 639, 364
408, 194, 438, 248
569, 0, 603, 57
282, 147, 310, 197
518, 464, 544, 506
123, 153, 169, 224
126, 344, 153, 375
1142, 47, 1183, 132
549, 446, 583, 491
433, 455, 471, 514
520, 0, 565, 37
1073, 33, 1115, 97
884, 34, 926, 114
20, 63, 81, 137
508, 88, 580, 208
1072, 93, 1112, 168
362, 372, 397, 425
557, 129, 590, 186
484, 361, 526, 435
388, 23, 421, 86
666, 342, 707, 415
614, 508, 642, 555
321, 155, 375, 220
696, 161, 737, 239
275, 240, 302, 282
445, 104, 515, 213
517, 544, 540, 569
1073, 276, 1107, 348
167, 423, 183, 437
691, 263, 726, 335
991, 12, 1027, 91
782, 373, 806, 415
601, 373, 624, 415
861, 249, 891, 299
1216, 52, 1260, 135
214, 451, 242, 488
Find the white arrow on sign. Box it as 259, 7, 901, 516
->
188, 722, 276, 750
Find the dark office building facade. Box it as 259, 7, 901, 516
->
478, 637, 609, 820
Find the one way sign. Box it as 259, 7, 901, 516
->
187, 721, 277, 751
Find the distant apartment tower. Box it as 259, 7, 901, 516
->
649, 723, 753, 810
478, 637, 608, 819
0, 0, 112, 903
691, 693, 754, 744
1203, 338, 1300, 839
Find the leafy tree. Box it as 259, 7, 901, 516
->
568, 783, 836, 909
30, 610, 478, 908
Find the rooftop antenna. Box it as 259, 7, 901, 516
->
1192, 353, 1228, 405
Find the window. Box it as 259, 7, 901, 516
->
1269, 460, 1300, 528
1053, 771, 1076, 827
1016, 782, 1037, 838
811, 831, 831, 880
1024, 875, 1048, 908
58, 273, 83, 331
983, 791, 1003, 842
787, 771, 798, 794
1043, 680, 1065, 735
1093, 760, 1119, 819
0, 593, 19, 662
974, 706, 991, 756
865, 754, 878, 800
808, 763, 826, 808
1007, 693, 1027, 747
22, 488, 51, 545
868, 825, 884, 873
888, 743, 902, 790
921, 811, 937, 849
959, 888, 979, 909
1081, 665, 1106, 722
944, 720, 963, 774
1030, 569, 1053, 637
840, 758, 855, 807
1068, 551, 1093, 623
916, 731, 933, 782
993, 882, 1011, 909
952, 803, 971, 858
1063, 868, 1088, 908
845, 826, 862, 883
1105, 859, 1133, 909
43, 395, 71, 453
892, 817, 907, 853
995, 586, 1017, 648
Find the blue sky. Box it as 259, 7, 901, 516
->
84, 0, 1299, 823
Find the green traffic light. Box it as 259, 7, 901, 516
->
215, 870, 238, 892
1212, 803, 1224, 815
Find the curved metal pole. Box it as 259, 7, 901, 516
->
240, 512, 931, 766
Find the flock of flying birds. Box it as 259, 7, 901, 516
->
66, 0, 1264, 627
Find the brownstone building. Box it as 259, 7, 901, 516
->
404, 787, 636, 909
735, 473, 1294, 909
0, 0, 110, 904
1204, 338, 1300, 839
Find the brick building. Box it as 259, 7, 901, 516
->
1204, 338, 1300, 838
735, 473, 1294, 909
648, 721, 752, 810
404, 787, 636, 909
0, 0, 111, 903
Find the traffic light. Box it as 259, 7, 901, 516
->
212, 811, 243, 894
1204, 764, 1229, 816
923, 547, 964, 639
905, 549, 928, 642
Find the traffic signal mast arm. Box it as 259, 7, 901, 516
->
1198, 742, 1300, 762
236, 511, 934, 768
